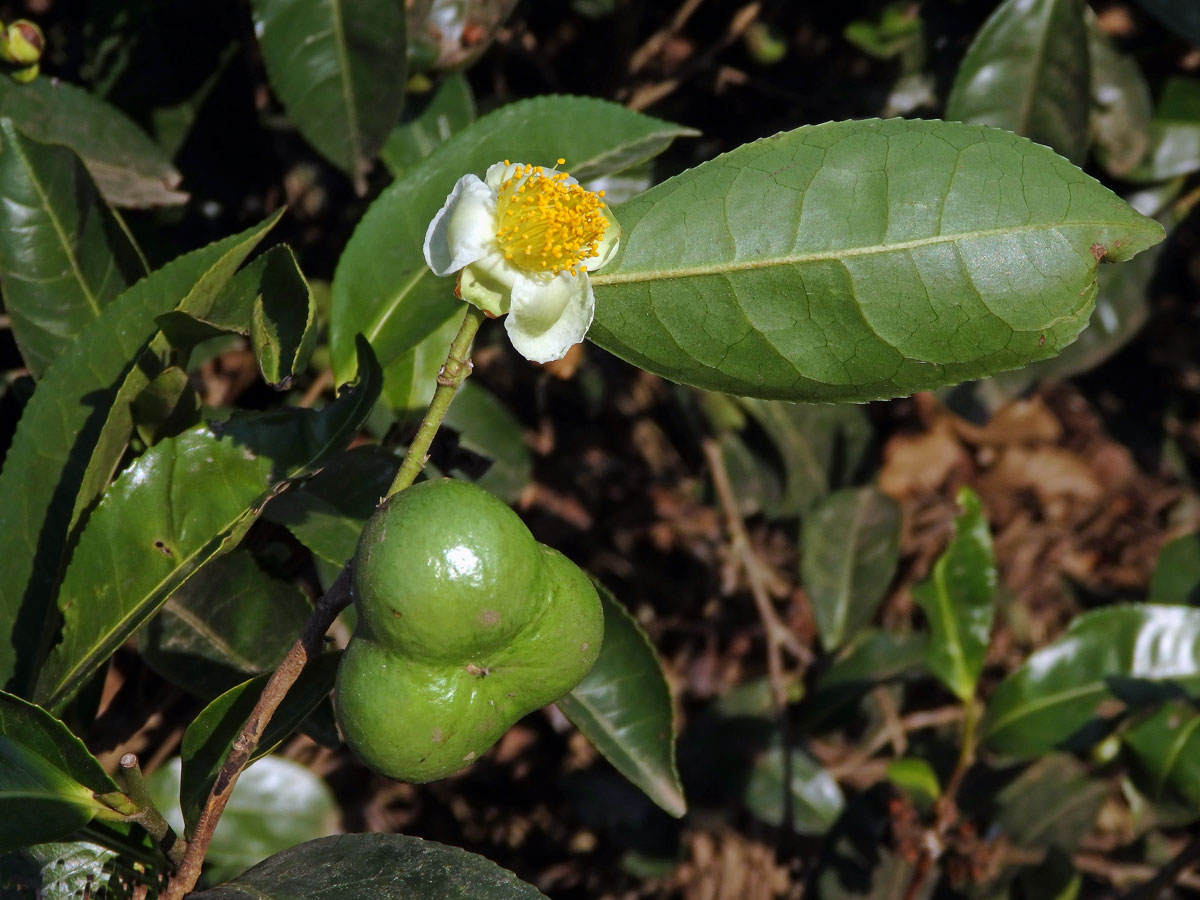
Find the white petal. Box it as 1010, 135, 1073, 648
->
484, 161, 523, 190
459, 250, 518, 316
584, 204, 622, 272
423, 174, 496, 276
505, 272, 594, 363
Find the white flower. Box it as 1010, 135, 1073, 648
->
423, 159, 621, 363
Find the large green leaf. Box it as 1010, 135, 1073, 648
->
439, 381, 532, 505
945, 0, 1090, 164
983, 605, 1200, 756
192, 833, 548, 900
589, 118, 1162, 402
995, 754, 1107, 851
556, 588, 686, 818
914, 488, 995, 701
138, 550, 311, 698
0, 120, 145, 378
329, 95, 697, 383
801, 486, 901, 650
32, 340, 381, 710
0, 215, 282, 696
0, 841, 131, 900
0, 693, 121, 850
149, 755, 338, 883
251, 0, 407, 191
1123, 702, 1200, 814
0, 76, 185, 207
178, 652, 341, 834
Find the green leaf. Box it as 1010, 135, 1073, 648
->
138, 550, 311, 698
0, 214, 283, 696
32, 339, 381, 710
380, 74, 475, 177
380, 306, 468, 419
330, 95, 697, 384
249, 246, 318, 388
913, 487, 996, 701
983, 605, 1200, 756
994, 755, 1107, 851
739, 399, 872, 516
191, 833, 548, 900
1129, 78, 1200, 181
1149, 532, 1200, 606
886, 758, 939, 807
251, 0, 407, 191
1124, 702, 1200, 815
440, 381, 532, 505
178, 652, 341, 834
0, 120, 145, 378
148, 756, 338, 883
0, 692, 118, 794
801, 486, 901, 650
556, 588, 686, 818
589, 119, 1162, 402
0, 738, 109, 851
0, 76, 185, 207
945, 0, 1090, 164
264, 445, 399, 566
1086, 11, 1153, 177
743, 742, 844, 835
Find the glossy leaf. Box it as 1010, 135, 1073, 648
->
148, 756, 338, 883
0, 76, 185, 207
251, 0, 407, 191
0, 738, 109, 851
0, 692, 118, 794
589, 119, 1162, 402
179, 652, 341, 833
380, 74, 475, 177
995, 755, 1106, 851
743, 742, 844, 835
1149, 532, 1200, 606
945, 0, 1090, 164
886, 758, 939, 807
264, 444, 398, 566
330, 95, 697, 383
984, 605, 1200, 756
0, 215, 282, 695
0, 120, 145, 378
32, 340, 381, 710
914, 488, 995, 701
440, 381, 532, 505
802, 486, 901, 650
557, 588, 686, 818
250, 247, 318, 388
1129, 78, 1200, 181
1087, 12, 1152, 177
192, 833, 548, 900
138, 550, 310, 698
1123, 702, 1200, 812
380, 306, 467, 419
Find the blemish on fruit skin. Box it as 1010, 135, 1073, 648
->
580, 642, 589, 651
478, 609, 500, 627
153, 540, 173, 557
463, 751, 476, 762
431, 728, 445, 744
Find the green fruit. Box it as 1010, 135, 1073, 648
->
335, 478, 603, 782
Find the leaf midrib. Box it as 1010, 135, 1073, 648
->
591, 219, 1157, 286
326, 0, 362, 173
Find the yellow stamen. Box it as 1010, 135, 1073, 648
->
494, 161, 608, 276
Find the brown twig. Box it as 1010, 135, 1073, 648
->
1121, 830, 1200, 900
161, 567, 354, 900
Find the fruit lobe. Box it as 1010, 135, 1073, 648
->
335, 478, 603, 782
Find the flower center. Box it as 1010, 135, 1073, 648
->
494, 160, 608, 276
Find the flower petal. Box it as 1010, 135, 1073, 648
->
584, 204, 622, 272
505, 272, 594, 363
423, 174, 496, 276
